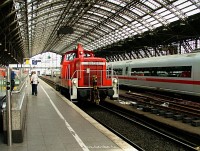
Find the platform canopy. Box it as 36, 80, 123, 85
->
0, 0, 200, 64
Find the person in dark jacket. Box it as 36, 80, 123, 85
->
11, 69, 16, 91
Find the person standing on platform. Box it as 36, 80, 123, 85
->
11, 68, 16, 91
30, 71, 39, 96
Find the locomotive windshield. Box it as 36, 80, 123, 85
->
84, 53, 91, 57
66, 53, 76, 60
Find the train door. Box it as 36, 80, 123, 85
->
60, 54, 66, 79
191, 61, 199, 95
125, 66, 128, 75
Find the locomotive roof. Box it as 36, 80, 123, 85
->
64, 49, 93, 54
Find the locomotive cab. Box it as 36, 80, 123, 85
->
60, 44, 118, 103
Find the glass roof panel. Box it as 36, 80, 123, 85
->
105, 23, 116, 30
186, 9, 200, 16
167, 16, 179, 23
181, 5, 198, 13
146, 17, 155, 22
159, 10, 172, 17
156, 8, 168, 14
143, 15, 152, 20
87, 11, 108, 18
176, 1, 193, 9
94, 4, 116, 13
110, 19, 123, 26
149, 20, 159, 26
143, 0, 160, 9
153, 23, 162, 28
130, 7, 145, 16
107, 0, 126, 7
119, 14, 132, 22
173, 0, 188, 5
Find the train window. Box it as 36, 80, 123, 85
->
131, 66, 191, 78
113, 68, 123, 75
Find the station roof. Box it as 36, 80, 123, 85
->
0, 0, 200, 64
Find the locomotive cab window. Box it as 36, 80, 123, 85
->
84, 53, 91, 57
60, 55, 65, 65
66, 53, 77, 61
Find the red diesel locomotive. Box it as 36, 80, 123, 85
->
57, 44, 118, 104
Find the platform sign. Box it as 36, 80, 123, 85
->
25, 59, 30, 64
31, 60, 41, 65
32, 60, 37, 65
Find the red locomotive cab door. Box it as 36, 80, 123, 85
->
61, 65, 68, 79
61, 64, 72, 88
61, 65, 65, 79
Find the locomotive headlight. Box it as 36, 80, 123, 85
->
113, 78, 118, 88
113, 79, 117, 84
73, 80, 77, 84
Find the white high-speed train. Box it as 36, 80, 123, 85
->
108, 52, 200, 96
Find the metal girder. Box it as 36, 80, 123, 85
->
0, 0, 200, 65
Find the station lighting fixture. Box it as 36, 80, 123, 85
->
180, 22, 186, 26
149, 32, 154, 36
127, 38, 133, 41
163, 28, 168, 31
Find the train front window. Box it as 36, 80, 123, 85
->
66, 53, 76, 61
84, 53, 91, 57
61, 55, 65, 65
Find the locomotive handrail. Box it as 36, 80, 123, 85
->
70, 69, 118, 87
70, 69, 118, 79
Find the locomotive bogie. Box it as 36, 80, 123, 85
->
77, 88, 114, 100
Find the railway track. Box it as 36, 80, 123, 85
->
39, 76, 57, 88
80, 103, 198, 151
120, 91, 200, 123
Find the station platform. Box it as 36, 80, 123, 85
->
0, 80, 136, 151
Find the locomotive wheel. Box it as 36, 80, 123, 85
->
66, 89, 70, 99
110, 96, 114, 100
100, 96, 106, 102
60, 87, 65, 95
55, 85, 60, 91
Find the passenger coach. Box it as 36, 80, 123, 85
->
108, 52, 200, 96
